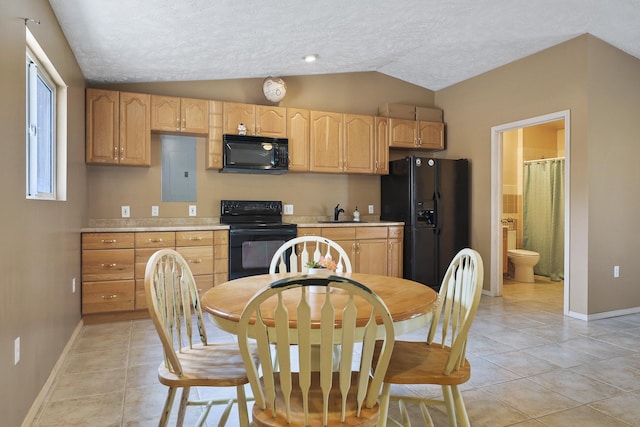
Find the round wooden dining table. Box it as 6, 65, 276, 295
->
201, 272, 439, 337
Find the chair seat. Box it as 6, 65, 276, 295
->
374, 341, 471, 386
158, 342, 259, 388
252, 372, 380, 427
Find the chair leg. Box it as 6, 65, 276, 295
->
442, 385, 458, 427
377, 383, 391, 427
237, 384, 250, 427
451, 385, 470, 427
176, 386, 191, 427
159, 387, 177, 427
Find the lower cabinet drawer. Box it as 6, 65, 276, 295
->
82, 249, 134, 281
176, 246, 214, 275
194, 274, 214, 296
82, 280, 135, 314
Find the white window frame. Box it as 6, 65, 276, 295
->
25, 28, 67, 201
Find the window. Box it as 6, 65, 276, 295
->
25, 28, 67, 201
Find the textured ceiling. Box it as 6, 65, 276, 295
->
48, 0, 640, 91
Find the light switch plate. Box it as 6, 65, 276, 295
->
151, 206, 159, 217
189, 205, 197, 217
121, 206, 130, 218
283, 204, 294, 215
368, 205, 374, 214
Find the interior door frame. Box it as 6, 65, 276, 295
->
490, 110, 570, 316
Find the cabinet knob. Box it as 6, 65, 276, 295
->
101, 239, 117, 244
101, 294, 118, 300
101, 263, 118, 268
188, 259, 203, 264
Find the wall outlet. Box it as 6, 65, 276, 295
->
72, 277, 76, 293
368, 205, 374, 214
189, 205, 197, 217
151, 206, 159, 217
121, 206, 130, 218
614, 265, 620, 278
283, 204, 294, 215
14, 337, 20, 365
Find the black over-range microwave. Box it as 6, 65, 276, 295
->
221, 134, 289, 174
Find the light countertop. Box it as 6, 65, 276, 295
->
81, 217, 404, 232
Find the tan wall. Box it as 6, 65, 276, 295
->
436, 35, 590, 313
437, 34, 640, 316
586, 36, 640, 313
0, 0, 87, 425
90, 73, 435, 220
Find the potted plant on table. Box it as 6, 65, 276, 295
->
305, 255, 338, 275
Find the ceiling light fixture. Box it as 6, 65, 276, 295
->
303, 54, 319, 63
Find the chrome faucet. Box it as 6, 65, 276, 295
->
334, 204, 345, 221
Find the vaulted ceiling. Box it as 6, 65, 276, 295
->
49, 0, 640, 91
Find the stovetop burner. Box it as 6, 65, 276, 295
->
220, 200, 294, 228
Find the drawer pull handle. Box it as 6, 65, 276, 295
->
189, 259, 203, 264
149, 238, 164, 243
189, 236, 203, 241
101, 263, 118, 268
101, 239, 117, 244
102, 294, 118, 300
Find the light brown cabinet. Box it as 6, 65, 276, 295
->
374, 117, 389, 175
387, 226, 403, 278
389, 118, 444, 150
223, 102, 287, 137
81, 229, 229, 322
81, 233, 135, 315
343, 114, 375, 174
213, 230, 229, 285
175, 231, 214, 296
309, 110, 344, 173
133, 232, 175, 310
206, 100, 224, 169
86, 89, 151, 166
151, 95, 209, 134
286, 108, 310, 172
309, 112, 377, 174
298, 225, 403, 277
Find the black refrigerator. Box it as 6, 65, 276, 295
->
381, 156, 469, 289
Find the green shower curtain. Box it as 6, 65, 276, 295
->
523, 159, 564, 281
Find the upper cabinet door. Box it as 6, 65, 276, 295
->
119, 92, 151, 166
309, 110, 343, 173
206, 100, 223, 170
223, 102, 256, 135
256, 105, 287, 137
417, 121, 445, 150
343, 114, 374, 174
287, 108, 310, 172
389, 118, 417, 148
150, 95, 180, 132
181, 98, 209, 134
86, 89, 119, 164
375, 117, 389, 175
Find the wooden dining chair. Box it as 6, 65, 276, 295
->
269, 236, 352, 274
144, 249, 259, 427
236, 275, 395, 426
373, 248, 484, 427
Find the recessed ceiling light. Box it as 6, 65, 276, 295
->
303, 54, 319, 63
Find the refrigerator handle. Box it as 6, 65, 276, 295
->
433, 191, 440, 228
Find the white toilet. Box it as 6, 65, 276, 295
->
507, 230, 540, 283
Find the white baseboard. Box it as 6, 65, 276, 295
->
21, 319, 84, 427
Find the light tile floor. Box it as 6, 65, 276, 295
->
31, 277, 640, 426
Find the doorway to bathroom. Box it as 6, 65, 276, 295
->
490, 110, 570, 315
